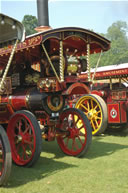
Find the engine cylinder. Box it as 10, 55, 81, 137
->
7, 89, 47, 111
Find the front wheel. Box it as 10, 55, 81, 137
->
56, 108, 92, 157
7, 110, 42, 167
0, 125, 12, 186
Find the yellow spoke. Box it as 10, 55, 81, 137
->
78, 124, 84, 130
80, 103, 88, 112
96, 116, 102, 120
91, 99, 94, 109
91, 120, 96, 130
87, 101, 90, 111
75, 116, 79, 125
95, 120, 99, 128
96, 110, 101, 114
94, 105, 98, 110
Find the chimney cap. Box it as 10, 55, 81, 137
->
35, 26, 52, 32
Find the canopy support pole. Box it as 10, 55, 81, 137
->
0, 39, 18, 93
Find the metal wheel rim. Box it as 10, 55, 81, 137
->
57, 109, 88, 156
0, 138, 5, 179
75, 95, 104, 135
7, 114, 36, 166
0, 126, 12, 186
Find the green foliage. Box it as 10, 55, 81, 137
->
22, 15, 38, 36
106, 21, 128, 41
91, 20, 128, 67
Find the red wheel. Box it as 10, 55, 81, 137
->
56, 108, 92, 157
0, 125, 12, 186
7, 110, 42, 167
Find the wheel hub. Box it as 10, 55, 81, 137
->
69, 128, 79, 138
17, 135, 22, 143
17, 133, 30, 144
87, 109, 97, 120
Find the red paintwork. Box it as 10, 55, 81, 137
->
91, 90, 107, 97
79, 68, 128, 80
62, 82, 90, 96
0, 25, 127, 131
107, 102, 127, 124
1, 90, 28, 109
56, 108, 89, 156
107, 103, 120, 123
120, 101, 127, 123
90, 64, 128, 126
126, 101, 128, 111
7, 112, 36, 166
92, 68, 128, 79
0, 27, 110, 68
0, 35, 42, 56
80, 63, 128, 80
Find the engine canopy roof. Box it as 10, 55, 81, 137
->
0, 13, 25, 48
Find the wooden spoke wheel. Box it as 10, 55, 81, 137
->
56, 108, 92, 157
75, 94, 108, 135
0, 126, 12, 186
7, 110, 42, 167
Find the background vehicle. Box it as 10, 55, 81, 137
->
0, 13, 25, 186
75, 63, 128, 135
91, 63, 128, 130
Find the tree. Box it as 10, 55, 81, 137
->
91, 21, 128, 67
22, 15, 38, 36
106, 21, 128, 41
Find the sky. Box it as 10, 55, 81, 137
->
0, 0, 128, 34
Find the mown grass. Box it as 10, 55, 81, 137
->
1, 128, 128, 193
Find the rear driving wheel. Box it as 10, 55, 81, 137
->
56, 108, 92, 157
75, 94, 108, 135
7, 110, 42, 167
0, 125, 12, 186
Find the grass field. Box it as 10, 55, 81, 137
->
1, 128, 128, 193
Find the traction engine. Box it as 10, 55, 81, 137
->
75, 64, 128, 134
0, 0, 113, 186
0, 12, 111, 181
